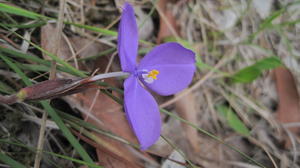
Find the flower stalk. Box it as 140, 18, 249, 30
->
0, 71, 129, 105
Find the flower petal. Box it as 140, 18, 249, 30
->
118, 3, 138, 72
124, 75, 161, 150
138, 42, 196, 96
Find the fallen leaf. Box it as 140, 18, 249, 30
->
175, 92, 200, 153
41, 23, 146, 167
157, 0, 180, 43
66, 78, 144, 168
41, 24, 72, 61
274, 67, 300, 148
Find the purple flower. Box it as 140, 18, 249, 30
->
118, 3, 196, 150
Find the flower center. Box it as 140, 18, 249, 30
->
147, 70, 159, 79
141, 69, 159, 84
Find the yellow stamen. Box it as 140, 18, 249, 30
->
147, 70, 159, 80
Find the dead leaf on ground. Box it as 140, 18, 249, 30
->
41, 24, 72, 61
65, 59, 144, 167
157, 0, 180, 43
175, 92, 200, 153
41, 23, 147, 167
274, 67, 300, 148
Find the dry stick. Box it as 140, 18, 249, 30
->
62, 33, 79, 69
33, 0, 66, 168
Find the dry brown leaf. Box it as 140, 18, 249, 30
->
66, 78, 144, 168
157, 0, 180, 43
175, 93, 200, 153
274, 67, 300, 148
41, 24, 72, 61
41, 24, 146, 167
74, 127, 141, 168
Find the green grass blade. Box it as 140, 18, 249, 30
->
66, 22, 117, 36
0, 3, 47, 20
247, 8, 285, 42
0, 81, 15, 94
0, 47, 49, 65
0, 53, 31, 85
2, 20, 46, 28
217, 105, 250, 136
58, 110, 138, 147
39, 101, 94, 165
0, 24, 86, 77
19, 38, 85, 77
160, 108, 266, 168
0, 54, 94, 165
0, 139, 101, 168
0, 152, 27, 168
0, 47, 87, 76
65, 22, 152, 45
247, 1, 300, 42
0, 3, 153, 46
19, 64, 57, 72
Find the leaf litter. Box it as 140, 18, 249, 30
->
1, 0, 300, 167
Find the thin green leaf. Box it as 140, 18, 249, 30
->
2, 20, 46, 28
0, 25, 86, 77
0, 46, 49, 65
160, 109, 265, 168
230, 56, 282, 83
20, 37, 85, 77
0, 53, 31, 85
18, 64, 56, 72
65, 22, 152, 45
40, 101, 94, 165
0, 139, 102, 168
0, 3, 47, 20
0, 152, 27, 168
217, 105, 250, 136
0, 47, 87, 76
0, 3, 153, 46
66, 22, 117, 36
58, 110, 138, 147
0, 81, 15, 94
0, 54, 94, 165
247, 1, 300, 42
